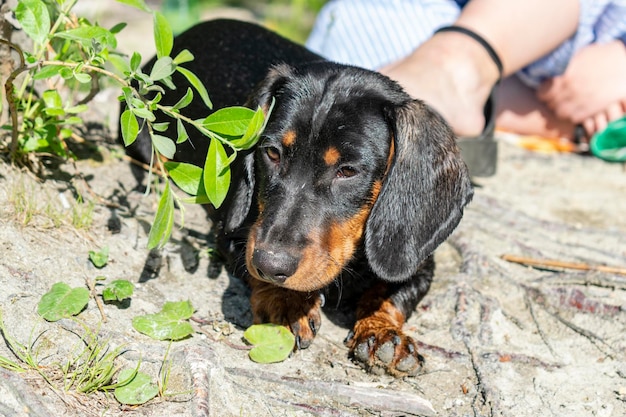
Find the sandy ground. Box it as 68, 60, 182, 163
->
1, 116, 625, 417
1, 2, 626, 416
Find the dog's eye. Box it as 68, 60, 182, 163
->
336, 166, 358, 178
265, 146, 281, 163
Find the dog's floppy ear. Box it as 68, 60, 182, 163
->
223, 149, 256, 233
365, 99, 473, 282
224, 64, 294, 233
247, 63, 294, 113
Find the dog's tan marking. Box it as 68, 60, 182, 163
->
282, 130, 296, 147
323, 146, 341, 166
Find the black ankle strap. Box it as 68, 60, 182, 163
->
434, 25, 503, 81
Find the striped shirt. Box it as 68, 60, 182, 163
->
305, 0, 626, 88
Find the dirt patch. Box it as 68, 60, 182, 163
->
1, 132, 625, 417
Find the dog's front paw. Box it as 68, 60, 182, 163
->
249, 280, 322, 349
345, 323, 424, 377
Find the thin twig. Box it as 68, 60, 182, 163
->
84, 275, 106, 322
501, 254, 626, 276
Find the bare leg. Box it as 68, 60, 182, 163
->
380, 0, 579, 137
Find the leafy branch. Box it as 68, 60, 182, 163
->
2, 0, 269, 249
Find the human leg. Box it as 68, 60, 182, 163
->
380, 0, 580, 137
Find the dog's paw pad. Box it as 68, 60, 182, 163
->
346, 328, 423, 377
375, 340, 396, 364
396, 354, 419, 373
353, 336, 374, 362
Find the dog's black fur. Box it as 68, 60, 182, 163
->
126, 19, 473, 376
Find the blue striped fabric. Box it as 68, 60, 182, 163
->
305, 0, 626, 88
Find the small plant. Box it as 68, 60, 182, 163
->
5, 165, 97, 230
37, 282, 90, 322
132, 300, 195, 341
57, 323, 127, 394
2, 0, 269, 249
70, 195, 94, 229
0, 281, 185, 406
88, 246, 109, 268
114, 366, 159, 405
102, 279, 134, 302
243, 323, 295, 364
0, 311, 34, 373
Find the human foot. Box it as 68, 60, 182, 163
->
537, 40, 626, 137
379, 29, 501, 137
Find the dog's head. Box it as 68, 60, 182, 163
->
224, 63, 473, 292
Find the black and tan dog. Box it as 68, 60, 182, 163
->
126, 19, 473, 376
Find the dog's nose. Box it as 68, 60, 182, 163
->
252, 249, 299, 284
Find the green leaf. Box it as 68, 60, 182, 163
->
173, 49, 194, 65
176, 66, 212, 109
130, 107, 155, 122
152, 122, 169, 132
132, 300, 194, 340
108, 54, 131, 76
65, 116, 83, 125
176, 118, 189, 144
159, 75, 175, 91
59, 67, 73, 79
116, 0, 152, 13
32, 65, 64, 80
55, 26, 117, 49
15, 0, 50, 45
161, 299, 194, 318
37, 283, 90, 322
73, 72, 92, 84
109, 22, 127, 34
120, 109, 139, 143
43, 108, 64, 117
130, 51, 142, 72
151, 133, 175, 159
204, 139, 230, 208
172, 87, 193, 110
121, 86, 134, 104
102, 280, 134, 302
203, 107, 254, 136
179, 194, 211, 205
165, 161, 204, 196
114, 369, 158, 405
153, 11, 173, 58
89, 246, 109, 268
65, 104, 89, 114
230, 106, 265, 150
42, 90, 62, 110
149, 56, 175, 81
243, 324, 295, 363
147, 180, 174, 250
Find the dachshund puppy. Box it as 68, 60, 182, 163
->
126, 19, 473, 376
